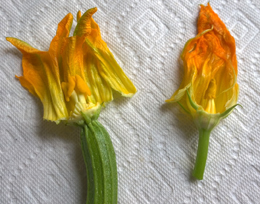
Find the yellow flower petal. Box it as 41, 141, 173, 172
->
15, 75, 37, 96
75, 74, 91, 97
77, 11, 81, 23
83, 52, 113, 104
60, 35, 87, 82
166, 3, 238, 119
7, 8, 137, 122
7, 38, 68, 121
74, 8, 137, 98
6, 37, 39, 53
74, 8, 97, 37
49, 13, 73, 57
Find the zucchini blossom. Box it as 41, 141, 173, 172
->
166, 3, 239, 180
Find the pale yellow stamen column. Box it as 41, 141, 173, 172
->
204, 79, 217, 114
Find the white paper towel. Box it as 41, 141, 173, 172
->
1, 0, 260, 203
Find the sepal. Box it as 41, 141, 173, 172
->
186, 90, 239, 131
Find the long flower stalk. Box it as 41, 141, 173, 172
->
166, 3, 239, 179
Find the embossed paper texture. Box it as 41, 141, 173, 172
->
1, 0, 260, 203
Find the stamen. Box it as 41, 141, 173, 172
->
205, 79, 216, 99
204, 79, 217, 114
205, 99, 216, 114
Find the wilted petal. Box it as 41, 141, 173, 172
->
49, 13, 73, 57
166, 3, 238, 119
6, 37, 68, 122
7, 8, 136, 122
75, 8, 137, 98
83, 52, 113, 104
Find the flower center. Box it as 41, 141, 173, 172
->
204, 79, 216, 114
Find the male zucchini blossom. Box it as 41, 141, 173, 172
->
7, 8, 136, 204
166, 3, 239, 180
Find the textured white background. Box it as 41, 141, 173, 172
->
1, 0, 260, 203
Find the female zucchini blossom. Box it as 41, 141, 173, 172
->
6, 8, 136, 123
7, 8, 136, 204
166, 3, 239, 179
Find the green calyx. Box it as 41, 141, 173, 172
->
186, 90, 239, 131
80, 106, 102, 124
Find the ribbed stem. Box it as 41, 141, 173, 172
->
80, 118, 118, 204
192, 129, 211, 180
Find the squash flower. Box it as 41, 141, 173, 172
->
166, 3, 239, 180
7, 8, 136, 204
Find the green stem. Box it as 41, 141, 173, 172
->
192, 129, 211, 180
80, 117, 118, 204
